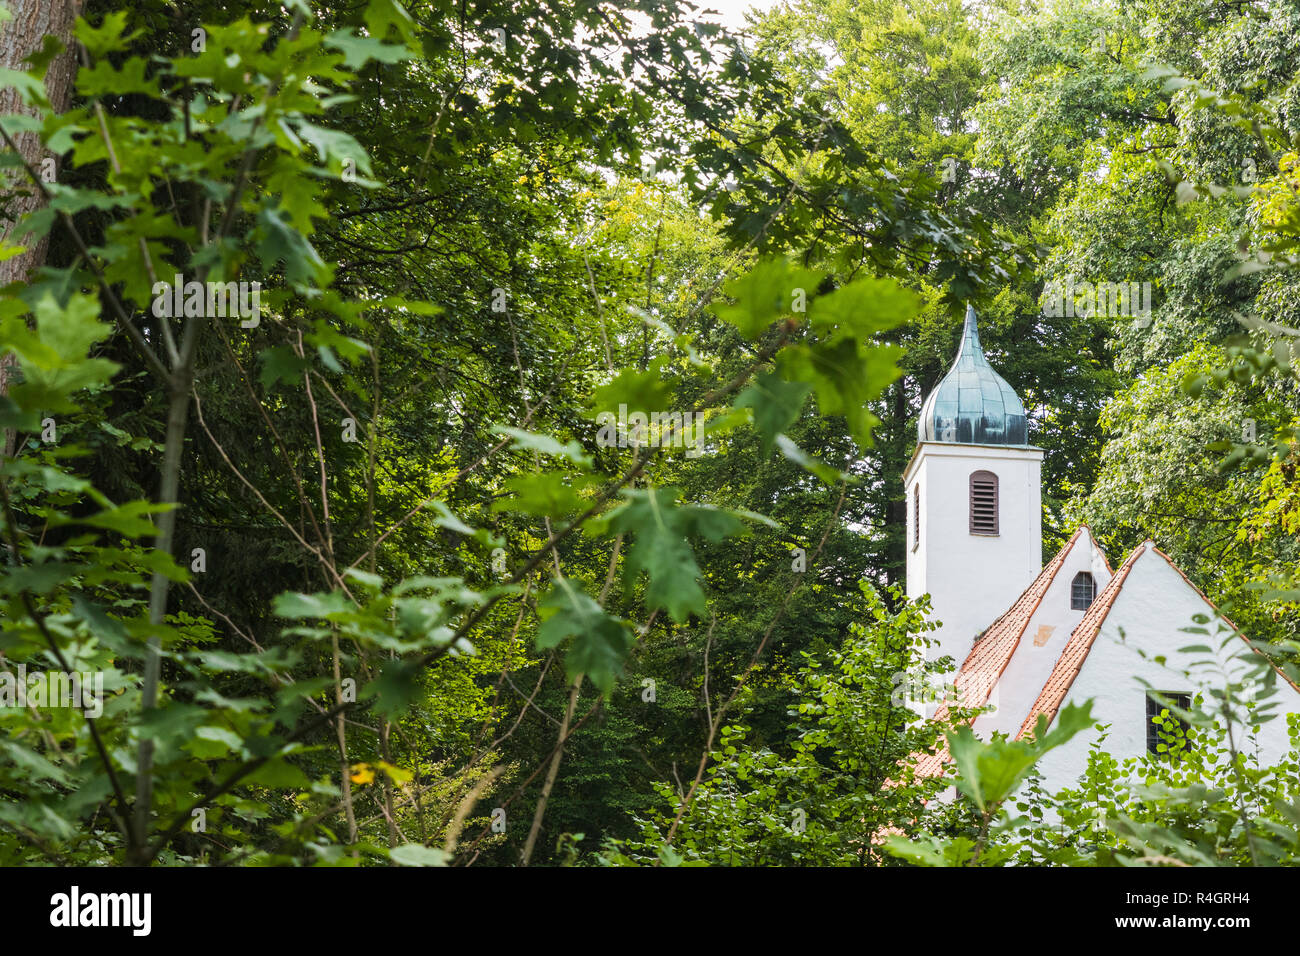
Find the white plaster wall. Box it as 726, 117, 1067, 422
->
974, 530, 1113, 739
903, 442, 1044, 672
1035, 546, 1300, 793
904, 453, 929, 609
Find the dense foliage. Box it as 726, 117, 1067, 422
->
0, 0, 1296, 867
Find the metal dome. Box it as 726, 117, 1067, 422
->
918, 304, 1028, 445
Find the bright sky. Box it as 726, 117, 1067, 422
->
694, 0, 785, 32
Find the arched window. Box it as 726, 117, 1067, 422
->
968, 470, 998, 535
1071, 571, 1096, 610
912, 484, 920, 550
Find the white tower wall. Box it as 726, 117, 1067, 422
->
904, 441, 1044, 671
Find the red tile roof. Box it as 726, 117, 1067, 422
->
1014, 540, 1145, 740
911, 526, 1097, 778
1015, 541, 1300, 741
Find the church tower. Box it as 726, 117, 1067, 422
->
904, 305, 1042, 672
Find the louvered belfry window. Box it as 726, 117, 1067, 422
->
969, 470, 998, 535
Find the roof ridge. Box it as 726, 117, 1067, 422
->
1077, 523, 1115, 574
1014, 541, 1152, 740
907, 527, 1092, 779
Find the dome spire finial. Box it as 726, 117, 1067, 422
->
960, 302, 980, 354
917, 303, 1029, 446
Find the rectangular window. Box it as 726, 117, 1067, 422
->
1146, 692, 1192, 758
912, 484, 920, 551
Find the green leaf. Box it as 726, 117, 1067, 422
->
588, 359, 675, 421
711, 257, 823, 339
343, 568, 384, 593
0, 70, 48, 108
70, 595, 127, 648
273, 590, 354, 619
34, 291, 112, 360
775, 434, 847, 485
806, 277, 920, 342
0, 740, 69, 784
364, 0, 418, 44
9, 293, 119, 413
325, 28, 413, 68
255, 205, 329, 286
430, 500, 475, 536
23, 34, 66, 79
267, 154, 330, 233
245, 756, 312, 789
491, 471, 587, 518
390, 843, 450, 866
883, 833, 976, 866
491, 426, 593, 468
948, 726, 1041, 813
604, 487, 741, 622
294, 120, 374, 180
734, 373, 810, 455
777, 337, 904, 448
59, 499, 173, 538
74, 10, 138, 58
192, 725, 246, 757
364, 658, 426, 718
950, 701, 1096, 812
535, 579, 632, 694
76, 57, 156, 98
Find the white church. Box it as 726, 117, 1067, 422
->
904, 305, 1300, 792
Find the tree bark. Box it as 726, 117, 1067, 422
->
0, 0, 77, 456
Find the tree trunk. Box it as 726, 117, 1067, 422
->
0, 0, 77, 456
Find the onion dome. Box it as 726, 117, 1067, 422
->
918, 304, 1028, 445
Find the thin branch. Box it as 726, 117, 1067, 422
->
0, 478, 133, 849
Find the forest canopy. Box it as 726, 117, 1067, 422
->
0, 0, 1296, 870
